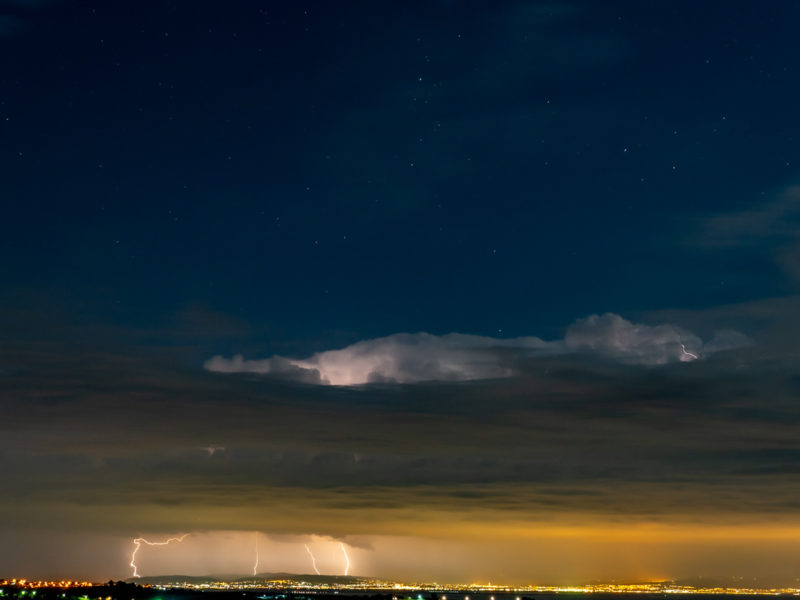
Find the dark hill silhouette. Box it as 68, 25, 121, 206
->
128, 573, 371, 586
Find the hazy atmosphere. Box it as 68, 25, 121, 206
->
4, 0, 800, 586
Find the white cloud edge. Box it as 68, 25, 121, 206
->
204, 313, 751, 386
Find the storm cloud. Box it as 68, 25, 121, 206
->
0, 299, 796, 583
205, 313, 748, 385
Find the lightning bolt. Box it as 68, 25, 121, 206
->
339, 542, 350, 576
130, 534, 188, 578
253, 531, 259, 576
680, 343, 699, 361
304, 544, 320, 575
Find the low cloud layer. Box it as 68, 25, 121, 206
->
1, 300, 798, 583
205, 313, 749, 385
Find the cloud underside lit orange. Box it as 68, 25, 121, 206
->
6, 478, 800, 536
5, 314, 800, 583
5, 503, 800, 585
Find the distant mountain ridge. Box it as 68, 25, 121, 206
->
128, 573, 372, 586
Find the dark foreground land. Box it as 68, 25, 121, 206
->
1, 582, 797, 600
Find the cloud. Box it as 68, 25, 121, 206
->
699, 185, 800, 248
205, 332, 552, 385
205, 314, 749, 385
3, 300, 800, 585
691, 185, 800, 284
563, 313, 702, 364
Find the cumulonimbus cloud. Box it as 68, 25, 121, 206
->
204, 313, 750, 386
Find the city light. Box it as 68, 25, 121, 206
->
4, 577, 800, 598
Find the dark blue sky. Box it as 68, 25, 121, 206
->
4, 0, 800, 354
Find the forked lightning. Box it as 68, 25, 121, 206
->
339, 542, 350, 576
130, 534, 188, 578
253, 532, 259, 576
304, 544, 321, 575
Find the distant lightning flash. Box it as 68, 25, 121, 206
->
339, 542, 350, 576
130, 534, 188, 578
253, 532, 259, 576
304, 544, 321, 575
680, 343, 699, 361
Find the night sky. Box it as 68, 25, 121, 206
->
4, 0, 800, 585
